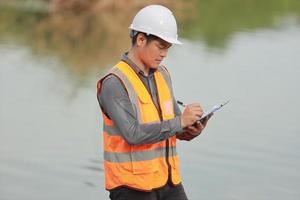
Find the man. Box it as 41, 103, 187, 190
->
97, 5, 212, 200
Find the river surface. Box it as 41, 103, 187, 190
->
1, 5, 300, 200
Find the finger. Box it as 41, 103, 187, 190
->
208, 113, 214, 119
187, 107, 202, 113
187, 126, 198, 132
204, 113, 213, 119
195, 112, 204, 118
189, 104, 202, 109
186, 126, 199, 135
201, 119, 208, 127
192, 109, 204, 114
189, 105, 203, 111
192, 109, 203, 115
189, 106, 202, 110
190, 120, 203, 130
193, 116, 201, 122
189, 103, 201, 107
195, 121, 204, 129
201, 116, 212, 127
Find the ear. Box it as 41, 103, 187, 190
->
136, 33, 147, 47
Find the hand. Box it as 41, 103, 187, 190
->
180, 103, 203, 128
177, 113, 213, 141
176, 124, 204, 141
186, 113, 214, 136
199, 113, 213, 128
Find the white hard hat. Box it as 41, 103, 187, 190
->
129, 5, 182, 45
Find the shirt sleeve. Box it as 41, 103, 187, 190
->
98, 75, 183, 145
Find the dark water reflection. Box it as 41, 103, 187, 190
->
1, 1, 300, 200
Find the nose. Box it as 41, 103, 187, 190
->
160, 49, 168, 58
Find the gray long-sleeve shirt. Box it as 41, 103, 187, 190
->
97, 53, 183, 145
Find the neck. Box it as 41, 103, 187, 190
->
127, 48, 150, 76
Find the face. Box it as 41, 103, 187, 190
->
137, 34, 172, 69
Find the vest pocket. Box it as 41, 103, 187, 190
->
137, 94, 160, 123
131, 159, 159, 174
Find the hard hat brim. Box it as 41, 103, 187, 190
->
159, 36, 183, 45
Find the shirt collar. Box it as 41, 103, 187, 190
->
121, 52, 156, 77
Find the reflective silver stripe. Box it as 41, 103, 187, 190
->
110, 67, 144, 123
104, 146, 178, 163
103, 123, 120, 136
158, 66, 172, 90
170, 143, 178, 157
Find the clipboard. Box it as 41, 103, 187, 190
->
198, 100, 229, 122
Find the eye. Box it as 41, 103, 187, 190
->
158, 44, 165, 49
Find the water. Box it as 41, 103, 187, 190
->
0, 44, 106, 199
166, 23, 300, 200
1, 2, 300, 200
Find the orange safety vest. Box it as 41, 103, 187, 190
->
97, 61, 181, 191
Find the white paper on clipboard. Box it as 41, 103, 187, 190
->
199, 100, 229, 121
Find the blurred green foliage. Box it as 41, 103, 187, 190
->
0, 7, 47, 43
180, 0, 300, 48
0, 0, 299, 69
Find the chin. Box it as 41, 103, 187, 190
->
151, 65, 159, 69
152, 62, 160, 68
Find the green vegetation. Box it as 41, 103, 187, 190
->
0, 7, 47, 43
0, 0, 299, 70
180, 0, 300, 48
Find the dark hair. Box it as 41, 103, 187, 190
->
130, 30, 160, 46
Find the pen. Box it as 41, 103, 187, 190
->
176, 100, 186, 107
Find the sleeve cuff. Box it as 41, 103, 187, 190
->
159, 116, 183, 141
168, 115, 183, 134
